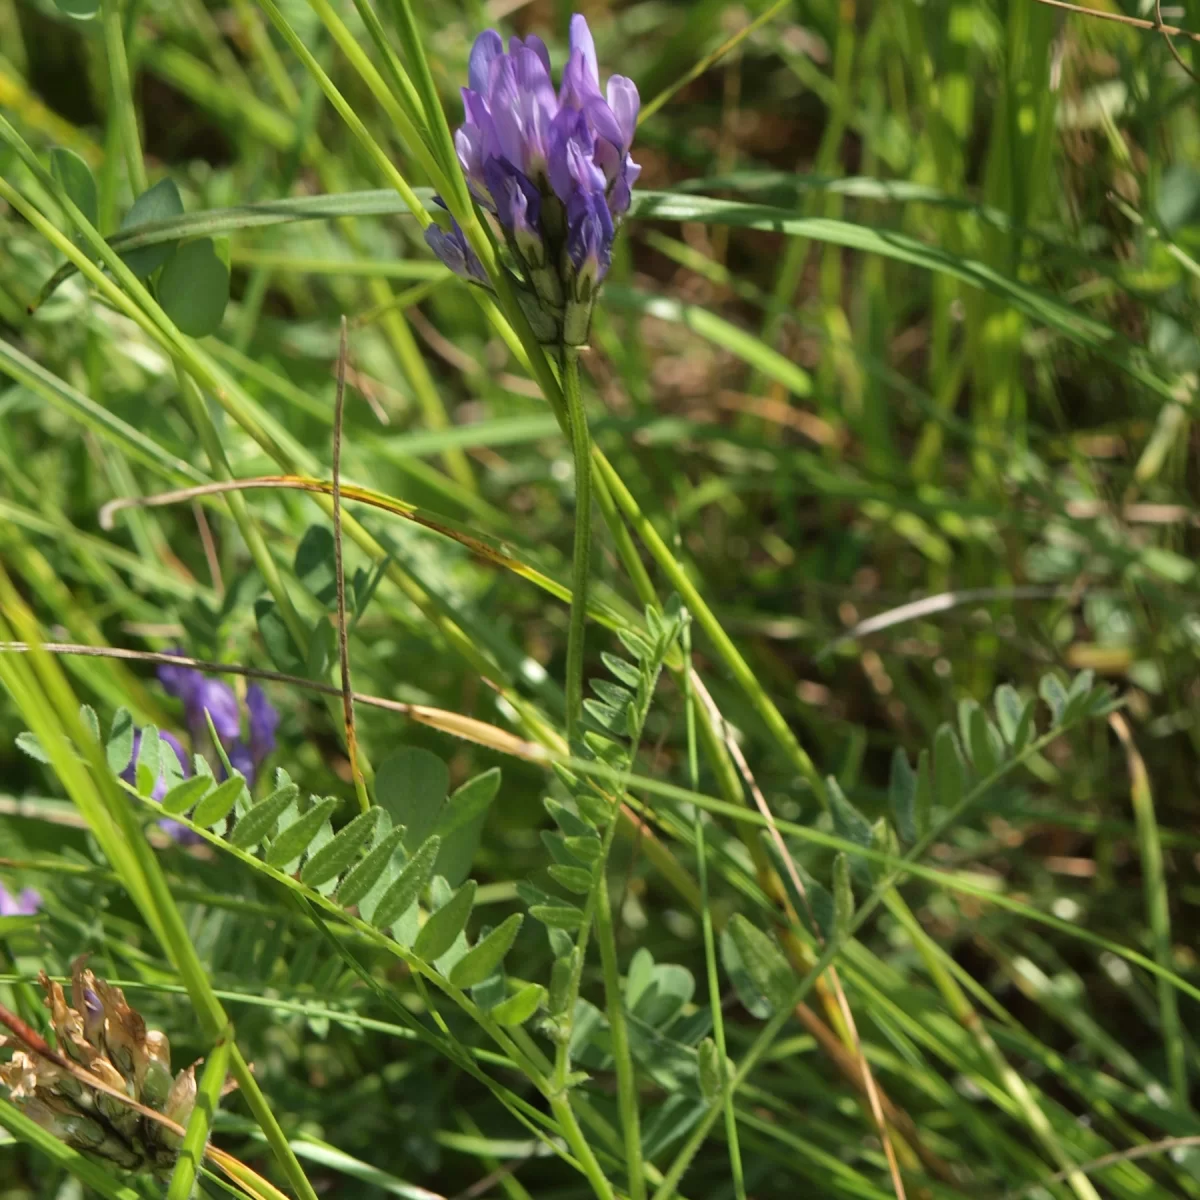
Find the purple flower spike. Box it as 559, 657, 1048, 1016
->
445, 14, 639, 343
0, 885, 41, 917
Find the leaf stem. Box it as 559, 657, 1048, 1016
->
563, 348, 592, 748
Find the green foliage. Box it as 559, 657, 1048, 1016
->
1, 3, 1195, 1198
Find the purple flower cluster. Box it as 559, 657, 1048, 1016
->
426, 14, 640, 344
118, 657, 279, 844
0, 884, 41, 917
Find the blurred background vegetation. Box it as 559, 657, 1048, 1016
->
1, 0, 1199, 1196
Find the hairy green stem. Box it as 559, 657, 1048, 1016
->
563, 348, 593, 748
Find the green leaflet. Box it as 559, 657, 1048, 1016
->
229, 784, 299, 850
413, 880, 477, 962
449, 914, 523, 990
370, 836, 440, 929
301, 808, 381, 886
337, 825, 406, 909
266, 798, 340, 869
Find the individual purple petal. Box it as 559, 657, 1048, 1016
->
509, 33, 551, 77
485, 158, 541, 236
569, 14, 599, 85
609, 155, 641, 217
606, 75, 640, 150
468, 29, 504, 94
246, 685, 279, 766
567, 187, 613, 280
548, 107, 604, 203
0, 885, 41, 917
425, 219, 490, 285
157, 656, 199, 705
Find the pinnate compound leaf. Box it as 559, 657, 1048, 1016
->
449, 913, 523, 989
376, 747, 449, 852
301, 808, 380, 886
266, 797, 339, 868
159, 776, 211, 816
157, 239, 230, 337
414, 880, 477, 962
120, 179, 184, 278
723, 914, 793, 1017
371, 835, 440, 929
229, 783, 299, 850
192, 776, 250, 828
490, 983, 544, 1026
336, 824, 406, 908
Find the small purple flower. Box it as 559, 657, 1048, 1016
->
424, 218, 490, 285
247, 685, 279, 764
159, 655, 241, 744
0, 885, 41, 917
428, 13, 640, 344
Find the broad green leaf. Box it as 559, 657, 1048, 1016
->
160, 775, 211, 816
301, 808, 380, 886
229, 783, 299, 850
414, 879, 477, 962
106, 707, 135, 773
434, 767, 500, 886
293, 524, 339, 606
192, 776, 249, 828
583, 698, 626, 733
376, 747, 449, 851
490, 983, 544, 1026
591, 680, 634, 708
119, 179, 184, 278
255, 597, 306, 676
266, 797, 339, 868
371, 835, 440, 928
50, 148, 98, 230
888, 748, 918, 845
156, 238, 230, 337
338, 824, 406, 909
449, 913, 523, 989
